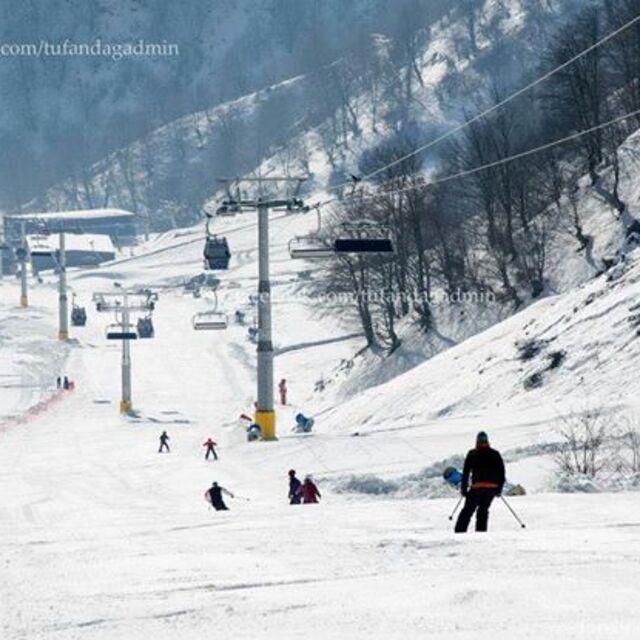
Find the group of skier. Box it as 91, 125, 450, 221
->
159, 425, 513, 530
203, 471, 321, 512
157, 431, 219, 461
287, 469, 321, 504
56, 376, 73, 390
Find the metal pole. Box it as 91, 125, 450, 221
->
501, 496, 526, 528
0, 211, 4, 280
255, 200, 275, 439
20, 222, 28, 307
120, 293, 132, 414
448, 495, 464, 521
58, 232, 69, 339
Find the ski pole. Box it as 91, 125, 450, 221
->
448, 495, 464, 521
501, 496, 526, 528
233, 495, 251, 502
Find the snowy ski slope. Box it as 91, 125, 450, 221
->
1, 210, 639, 640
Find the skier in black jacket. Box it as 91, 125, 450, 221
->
455, 431, 505, 533
158, 431, 170, 453
288, 469, 301, 505
206, 482, 234, 511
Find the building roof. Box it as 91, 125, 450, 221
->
9, 208, 135, 222
27, 233, 116, 254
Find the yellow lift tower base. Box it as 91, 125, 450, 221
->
58, 330, 69, 341
120, 400, 133, 414
20, 296, 28, 308
254, 409, 276, 440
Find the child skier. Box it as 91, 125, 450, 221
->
454, 431, 505, 533
158, 431, 170, 453
203, 438, 218, 460
205, 482, 234, 511
297, 476, 321, 504
288, 469, 301, 505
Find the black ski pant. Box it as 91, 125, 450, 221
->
455, 488, 497, 533
212, 501, 228, 511
205, 446, 218, 460
158, 442, 170, 453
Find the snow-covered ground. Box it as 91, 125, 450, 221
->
2, 210, 640, 639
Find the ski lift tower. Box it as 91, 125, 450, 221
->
58, 232, 69, 339
92, 289, 157, 413
18, 221, 29, 308
216, 175, 308, 440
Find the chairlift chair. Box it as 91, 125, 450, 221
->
288, 205, 334, 259
288, 236, 335, 259
333, 222, 394, 254
192, 311, 228, 331
106, 324, 138, 340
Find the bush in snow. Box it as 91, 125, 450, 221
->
549, 472, 600, 493
553, 408, 615, 479
332, 474, 400, 496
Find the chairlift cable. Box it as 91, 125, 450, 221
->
311, 12, 640, 207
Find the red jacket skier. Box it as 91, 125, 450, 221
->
278, 378, 287, 405
203, 438, 218, 461
297, 476, 321, 504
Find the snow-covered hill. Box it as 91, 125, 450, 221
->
2, 182, 640, 638
32, 0, 590, 227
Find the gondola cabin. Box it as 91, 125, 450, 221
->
204, 236, 231, 270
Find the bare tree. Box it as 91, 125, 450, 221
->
554, 408, 613, 478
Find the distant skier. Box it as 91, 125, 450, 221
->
279, 378, 287, 405
205, 481, 234, 511
297, 476, 321, 504
63, 376, 70, 390
288, 469, 301, 505
56, 376, 61, 389
294, 413, 314, 433
455, 431, 505, 533
158, 431, 170, 453
203, 438, 218, 461
247, 423, 261, 442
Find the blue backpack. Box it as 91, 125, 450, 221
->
443, 466, 462, 487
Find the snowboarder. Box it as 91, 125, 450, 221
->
278, 378, 287, 405
288, 469, 301, 505
158, 431, 170, 453
203, 438, 218, 460
63, 376, 70, 390
297, 476, 321, 504
455, 431, 505, 533
205, 481, 234, 511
